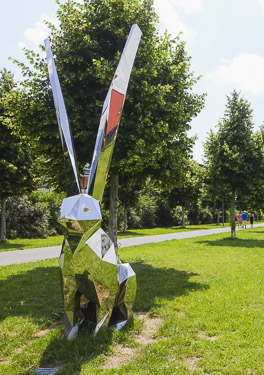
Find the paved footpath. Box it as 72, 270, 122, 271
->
1, 223, 264, 266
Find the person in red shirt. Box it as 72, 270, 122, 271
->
237, 212, 242, 228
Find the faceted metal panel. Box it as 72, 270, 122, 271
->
45, 24, 141, 339
44, 38, 80, 196
60, 195, 102, 221
58, 201, 137, 339
87, 24, 142, 201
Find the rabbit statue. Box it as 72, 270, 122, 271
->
44, 24, 142, 339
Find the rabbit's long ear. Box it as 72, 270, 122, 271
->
87, 24, 142, 201
45, 38, 81, 196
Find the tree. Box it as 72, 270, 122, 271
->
238, 126, 264, 217
0, 70, 34, 242
169, 161, 202, 227
204, 90, 260, 239
15, 0, 205, 245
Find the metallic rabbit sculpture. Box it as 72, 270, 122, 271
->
44, 25, 142, 339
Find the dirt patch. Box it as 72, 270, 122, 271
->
15, 344, 27, 354
198, 331, 218, 341
184, 357, 200, 371
101, 312, 163, 370
33, 322, 62, 338
101, 344, 140, 369
33, 329, 50, 338
13, 322, 63, 357
7, 331, 18, 337
0, 358, 9, 365
135, 313, 163, 346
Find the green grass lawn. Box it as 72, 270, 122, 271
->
117, 223, 226, 238
0, 236, 64, 252
1, 227, 264, 373
0, 223, 227, 252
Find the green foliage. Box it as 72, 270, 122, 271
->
169, 160, 202, 214
0, 69, 34, 200
14, 0, 205, 193
6, 191, 65, 239
118, 172, 216, 229
136, 179, 159, 228
30, 190, 65, 235
6, 195, 50, 239
187, 203, 214, 225
244, 126, 264, 211
171, 206, 189, 226
204, 91, 254, 194
204, 91, 263, 237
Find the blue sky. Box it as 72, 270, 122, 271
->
2, 0, 264, 162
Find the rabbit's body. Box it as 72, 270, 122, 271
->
58, 194, 136, 338
45, 24, 141, 339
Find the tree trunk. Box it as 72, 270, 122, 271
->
124, 207, 128, 232
257, 211, 259, 222
109, 172, 119, 253
217, 208, 220, 225
231, 190, 236, 239
182, 206, 185, 228
1, 197, 7, 243
222, 200, 225, 227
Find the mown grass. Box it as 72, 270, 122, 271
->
0, 223, 227, 252
117, 223, 226, 238
1, 228, 264, 373
0, 236, 64, 252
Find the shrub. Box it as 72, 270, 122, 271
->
30, 190, 65, 235
171, 206, 189, 226
6, 195, 50, 239
6, 190, 66, 239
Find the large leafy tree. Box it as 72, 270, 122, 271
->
204, 91, 261, 239
0, 70, 34, 242
15, 0, 205, 245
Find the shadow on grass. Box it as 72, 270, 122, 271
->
0, 242, 30, 251
40, 262, 208, 373
132, 261, 209, 311
117, 230, 147, 237
117, 225, 227, 238
0, 262, 208, 374
197, 238, 264, 248
0, 266, 63, 324
117, 227, 203, 238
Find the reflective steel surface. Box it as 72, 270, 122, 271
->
87, 24, 142, 201
58, 202, 137, 339
45, 24, 141, 339
44, 38, 80, 196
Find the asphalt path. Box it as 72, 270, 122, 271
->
1, 223, 264, 266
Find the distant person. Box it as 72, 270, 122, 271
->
242, 211, 248, 228
237, 211, 242, 228
250, 213, 254, 228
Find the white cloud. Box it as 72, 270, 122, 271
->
207, 53, 264, 95
20, 15, 59, 50
258, 0, 264, 14
172, 0, 203, 14
154, 0, 196, 40
17, 42, 26, 50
